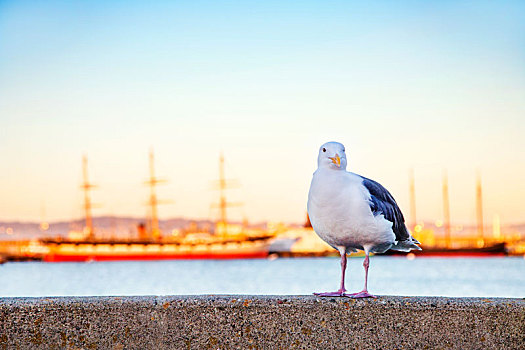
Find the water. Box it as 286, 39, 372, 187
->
0, 257, 524, 298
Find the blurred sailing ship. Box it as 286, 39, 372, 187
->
27, 152, 277, 262
380, 170, 517, 257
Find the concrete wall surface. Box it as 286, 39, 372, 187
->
0, 295, 524, 349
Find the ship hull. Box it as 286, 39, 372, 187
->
44, 251, 268, 262
41, 241, 270, 262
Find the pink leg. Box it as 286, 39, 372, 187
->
349, 253, 377, 299
314, 250, 353, 297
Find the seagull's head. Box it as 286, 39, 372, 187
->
317, 141, 347, 170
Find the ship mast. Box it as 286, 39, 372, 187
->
212, 153, 241, 237
81, 155, 95, 240
408, 168, 416, 232
442, 170, 451, 248
476, 171, 484, 246
145, 149, 165, 240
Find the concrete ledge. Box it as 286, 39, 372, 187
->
1, 295, 524, 349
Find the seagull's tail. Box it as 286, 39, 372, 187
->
391, 237, 422, 252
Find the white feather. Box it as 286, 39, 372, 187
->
308, 167, 395, 254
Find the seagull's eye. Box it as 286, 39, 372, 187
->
322, 148, 326, 152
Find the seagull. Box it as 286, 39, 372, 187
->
307, 141, 421, 298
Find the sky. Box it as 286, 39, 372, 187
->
1, 0, 524, 225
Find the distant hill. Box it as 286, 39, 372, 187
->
1, 217, 522, 241
0, 216, 218, 241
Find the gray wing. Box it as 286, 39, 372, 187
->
359, 175, 411, 242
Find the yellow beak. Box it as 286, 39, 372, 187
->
329, 154, 341, 167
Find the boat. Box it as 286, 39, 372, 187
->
35, 152, 275, 262
380, 170, 509, 257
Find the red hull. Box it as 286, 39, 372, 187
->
44, 251, 268, 262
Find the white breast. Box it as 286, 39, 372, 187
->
307, 169, 395, 252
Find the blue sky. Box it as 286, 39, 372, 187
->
1, 1, 524, 225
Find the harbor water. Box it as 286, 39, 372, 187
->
0, 257, 523, 298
